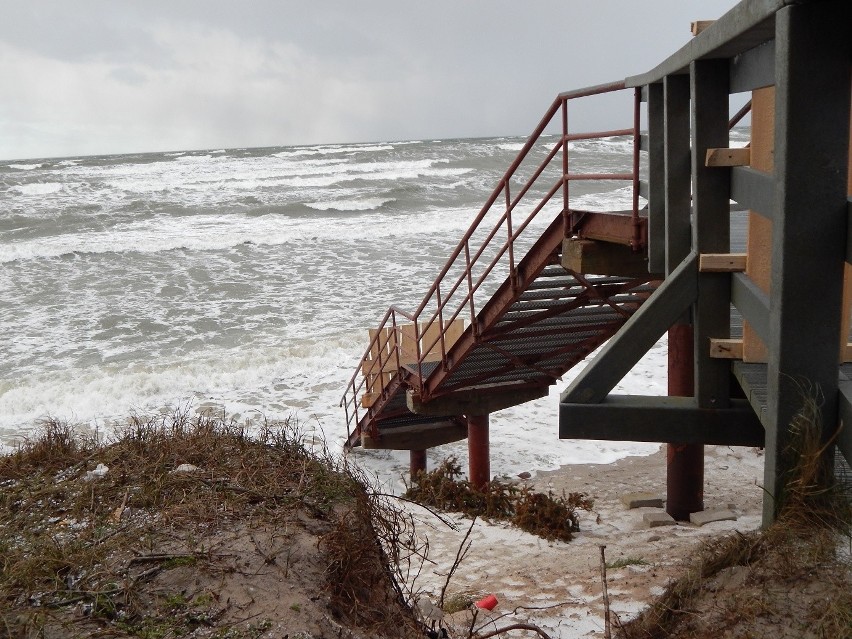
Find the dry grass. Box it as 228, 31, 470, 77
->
404, 457, 592, 543
0, 410, 424, 638
619, 391, 852, 639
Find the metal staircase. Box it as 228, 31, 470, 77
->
340, 82, 660, 451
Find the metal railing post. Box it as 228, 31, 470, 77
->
561, 98, 570, 231
505, 182, 515, 286
631, 87, 642, 250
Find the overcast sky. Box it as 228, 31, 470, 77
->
1, 1, 741, 161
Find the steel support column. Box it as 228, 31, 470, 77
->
665, 72, 702, 519
667, 323, 701, 520
764, 2, 851, 524
410, 449, 427, 481
467, 414, 490, 490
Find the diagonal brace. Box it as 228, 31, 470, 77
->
561, 252, 698, 404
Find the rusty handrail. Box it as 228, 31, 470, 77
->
340, 82, 640, 440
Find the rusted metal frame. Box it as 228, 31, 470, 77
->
445, 325, 626, 394
421, 214, 566, 400
565, 128, 634, 142
438, 378, 547, 398
469, 179, 563, 295
558, 80, 627, 100
566, 173, 634, 181
489, 308, 620, 345
465, 240, 476, 332
486, 290, 600, 335
729, 99, 752, 128
562, 98, 570, 228
632, 87, 643, 250
359, 308, 415, 437
569, 273, 647, 318
485, 317, 635, 343
410, 96, 564, 322
481, 341, 563, 382
354, 82, 637, 410
403, 97, 566, 374
506, 182, 515, 287
502, 179, 563, 255
534, 324, 625, 363
384, 84, 633, 395
435, 282, 447, 365
439, 357, 557, 394
341, 304, 399, 432
465, 161, 565, 305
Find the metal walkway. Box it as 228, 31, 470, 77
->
340, 83, 661, 451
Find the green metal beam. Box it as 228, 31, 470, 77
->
560, 396, 764, 446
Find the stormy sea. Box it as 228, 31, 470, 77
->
0, 130, 749, 483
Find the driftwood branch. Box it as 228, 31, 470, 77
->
600, 544, 611, 639
477, 623, 554, 639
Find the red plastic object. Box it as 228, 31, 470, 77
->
475, 594, 498, 610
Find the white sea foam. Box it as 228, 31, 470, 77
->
11, 182, 63, 196
304, 197, 395, 211
0, 203, 473, 263
8, 163, 44, 170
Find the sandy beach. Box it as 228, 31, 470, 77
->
409, 444, 765, 637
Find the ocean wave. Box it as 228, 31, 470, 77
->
276, 144, 395, 158
11, 182, 63, 196
8, 163, 44, 170
572, 136, 634, 154
304, 197, 396, 212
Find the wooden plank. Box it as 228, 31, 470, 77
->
360, 392, 380, 408
705, 147, 751, 167
699, 253, 747, 272
743, 86, 774, 363
710, 338, 743, 359
691, 20, 715, 36
559, 396, 764, 446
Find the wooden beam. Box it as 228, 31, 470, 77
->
691, 20, 715, 36
361, 421, 467, 450
699, 253, 747, 272
361, 392, 380, 408
407, 385, 548, 417
705, 147, 751, 167
559, 396, 764, 447
710, 338, 743, 359
561, 239, 659, 278
743, 86, 774, 363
